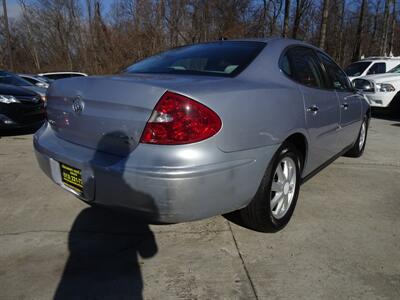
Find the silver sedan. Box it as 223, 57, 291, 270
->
34, 38, 370, 232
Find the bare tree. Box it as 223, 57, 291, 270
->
380, 0, 390, 55
318, 0, 330, 49
3, 0, 400, 74
388, 0, 397, 55
369, 0, 382, 54
282, 0, 291, 37
2, 0, 13, 70
352, 0, 367, 62
269, 0, 283, 35
292, 0, 311, 39
337, 0, 346, 64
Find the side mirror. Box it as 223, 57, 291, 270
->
36, 82, 49, 88
352, 79, 374, 93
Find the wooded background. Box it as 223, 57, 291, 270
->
1, 0, 399, 74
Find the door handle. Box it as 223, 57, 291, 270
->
341, 103, 349, 110
307, 105, 319, 115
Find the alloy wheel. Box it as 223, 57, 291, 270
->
270, 157, 297, 219
359, 121, 367, 151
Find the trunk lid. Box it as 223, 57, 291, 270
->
46, 74, 226, 156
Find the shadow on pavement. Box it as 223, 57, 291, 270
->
371, 107, 400, 122
54, 208, 158, 300
55, 131, 159, 299
223, 210, 262, 232
0, 124, 42, 137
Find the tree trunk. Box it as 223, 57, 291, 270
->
380, 0, 390, 55
292, 0, 301, 39
282, 0, 291, 37
369, 0, 381, 54
338, 0, 346, 65
352, 0, 367, 62
2, 0, 13, 70
262, 0, 268, 37
388, 0, 396, 55
270, 0, 283, 36
318, 0, 330, 50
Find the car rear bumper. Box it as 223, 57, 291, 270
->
34, 123, 279, 223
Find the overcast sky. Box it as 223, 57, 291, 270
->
3, 0, 116, 20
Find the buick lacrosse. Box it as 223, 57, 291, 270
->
34, 38, 370, 232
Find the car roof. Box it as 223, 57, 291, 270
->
18, 74, 38, 78
177, 37, 316, 48
361, 56, 400, 60
358, 58, 400, 63
38, 72, 88, 76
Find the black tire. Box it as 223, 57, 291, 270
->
343, 117, 369, 158
240, 142, 302, 233
388, 92, 400, 116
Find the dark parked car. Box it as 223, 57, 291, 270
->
0, 83, 46, 133
0, 70, 47, 99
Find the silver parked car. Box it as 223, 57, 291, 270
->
34, 38, 370, 232
37, 72, 88, 81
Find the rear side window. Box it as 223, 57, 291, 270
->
69, 74, 86, 78
388, 64, 400, 73
21, 77, 37, 85
281, 47, 325, 88
367, 63, 386, 75
43, 74, 63, 80
316, 52, 352, 91
280, 55, 292, 75
125, 41, 266, 77
44, 74, 79, 80
345, 62, 371, 76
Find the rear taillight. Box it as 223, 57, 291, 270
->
140, 91, 222, 145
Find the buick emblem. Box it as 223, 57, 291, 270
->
72, 96, 84, 114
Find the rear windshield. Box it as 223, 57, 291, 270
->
125, 41, 266, 77
21, 76, 38, 84
344, 62, 371, 76
42, 74, 85, 80
388, 64, 400, 73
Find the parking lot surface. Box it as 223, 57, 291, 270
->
1, 117, 399, 299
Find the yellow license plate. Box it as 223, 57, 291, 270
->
60, 163, 83, 194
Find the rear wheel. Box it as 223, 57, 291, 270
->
240, 142, 302, 232
344, 117, 368, 158
388, 92, 400, 116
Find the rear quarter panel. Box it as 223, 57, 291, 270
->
174, 39, 308, 153
177, 79, 306, 153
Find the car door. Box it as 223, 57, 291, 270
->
284, 46, 341, 174
316, 51, 363, 149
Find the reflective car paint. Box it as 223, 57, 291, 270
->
34, 38, 370, 222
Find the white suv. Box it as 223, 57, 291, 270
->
345, 57, 400, 81
353, 63, 400, 108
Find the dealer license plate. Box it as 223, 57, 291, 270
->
60, 163, 83, 194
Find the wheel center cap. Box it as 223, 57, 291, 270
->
283, 182, 290, 195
